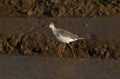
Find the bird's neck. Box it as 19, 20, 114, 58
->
51, 26, 57, 34
51, 26, 56, 31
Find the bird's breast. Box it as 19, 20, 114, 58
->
55, 35, 75, 43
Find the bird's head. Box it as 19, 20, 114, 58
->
49, 22, 55, 29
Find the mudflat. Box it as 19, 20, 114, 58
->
0, 17, 120, 58
0, 17, 120, 79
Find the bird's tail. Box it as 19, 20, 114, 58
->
77, 37, 84, 40
74, 37, 84, 41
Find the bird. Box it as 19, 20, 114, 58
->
49, 22, 84, 58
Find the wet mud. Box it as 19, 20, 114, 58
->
0, 1, 120, 79
0, 55, 120, 79
0, 17, 120, 59
0, 0, 120, 17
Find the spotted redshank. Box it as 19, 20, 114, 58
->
49, 22, 84, 58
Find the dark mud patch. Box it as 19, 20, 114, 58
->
0, 17, 120, 59
0, 0, 120, 17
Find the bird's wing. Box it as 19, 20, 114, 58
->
57, 29, 79, 39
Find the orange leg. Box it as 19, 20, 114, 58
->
68, 43, 77, 58
59, 43, 66, 58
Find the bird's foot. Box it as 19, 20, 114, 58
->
73, 56, 77, 59
59, 54, 63, 58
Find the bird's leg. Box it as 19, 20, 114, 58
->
68, 43, 77, 58
59, 43, 66, 58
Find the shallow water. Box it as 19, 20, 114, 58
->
0, 55, 120, 79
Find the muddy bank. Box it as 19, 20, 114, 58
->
0, 0, 120, 17
0, 16, 120, 59
0, 55, 120, 79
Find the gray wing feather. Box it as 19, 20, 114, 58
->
56, 28, 79, 39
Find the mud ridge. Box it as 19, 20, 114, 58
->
0, 0, 120, 17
